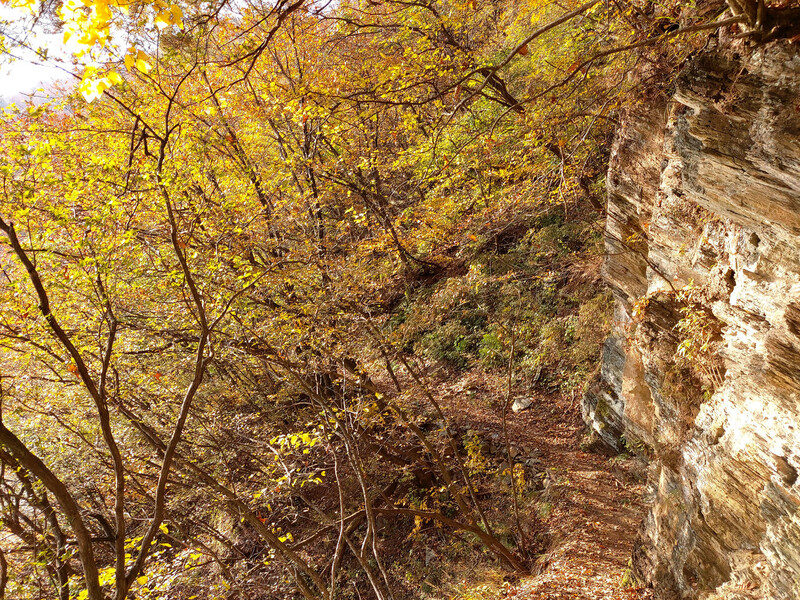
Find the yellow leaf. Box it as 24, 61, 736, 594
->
137, 575, 148, 585
154, 10, 171, 29
10, 0, 36, 13
79, 76, 109, 102
135, 51, 152, 73
170, 4, 183, 26
94, 2, 112, 25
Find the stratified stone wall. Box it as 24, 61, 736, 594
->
585, 40, 800, 599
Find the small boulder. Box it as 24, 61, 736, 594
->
511, 397, 533, 413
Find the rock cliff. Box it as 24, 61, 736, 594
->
585, 39, 800, 599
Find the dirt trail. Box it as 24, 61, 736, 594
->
440, 373, 652, 600
505, 396, 651, 600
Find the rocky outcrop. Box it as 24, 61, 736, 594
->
585, 39, 800, 599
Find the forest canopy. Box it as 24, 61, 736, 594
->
0, 0, 792, 599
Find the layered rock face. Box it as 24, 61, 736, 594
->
584, 40, 800, 598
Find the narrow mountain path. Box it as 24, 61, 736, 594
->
515, 473, 649, 599
505, 399, 652, 600
437, 371, 653, 600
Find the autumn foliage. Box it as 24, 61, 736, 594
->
0, 0, 755, 598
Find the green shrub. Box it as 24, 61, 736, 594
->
477, 329, 505, 368
416, 321, 480, 368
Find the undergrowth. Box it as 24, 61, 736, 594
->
391, 208, 612, 398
